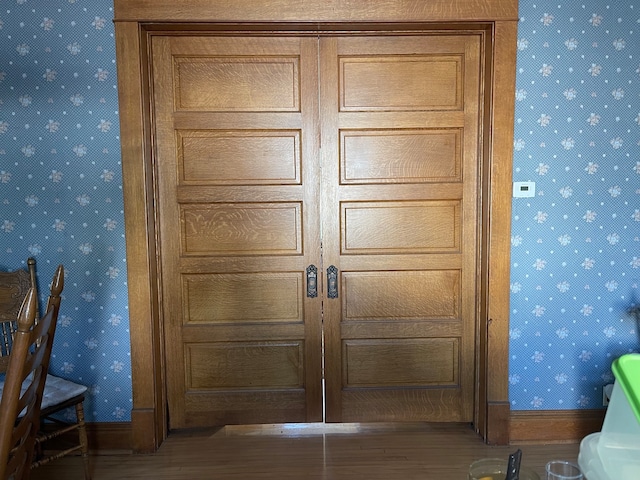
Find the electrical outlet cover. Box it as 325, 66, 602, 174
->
513, 181, 535, 198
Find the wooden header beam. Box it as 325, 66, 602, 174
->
114, 0, 518, 23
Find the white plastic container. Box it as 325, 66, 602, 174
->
578, 353, 640, 480
578, 433, 609, 480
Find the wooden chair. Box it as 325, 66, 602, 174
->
0, 269, 60, 479
0, 259, 36, 374
0, 261, 90, 479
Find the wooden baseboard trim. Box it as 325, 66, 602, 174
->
87, 422, 133, 452
131, 407, 163, 453
510, 409, 605, 444
486, 401, 510, 445
46, 410, 603, 452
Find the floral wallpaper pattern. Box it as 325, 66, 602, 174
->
510, 1, 640, 410
0, 0, 130, 422
2, 0, 639, 424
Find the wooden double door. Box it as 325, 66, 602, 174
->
152, 33, 482, 429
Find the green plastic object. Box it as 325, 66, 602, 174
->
612, 353, 640, 425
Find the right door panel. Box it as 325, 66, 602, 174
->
320, 35, 481, 422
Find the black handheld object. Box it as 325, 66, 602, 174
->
505, 448, 522, 480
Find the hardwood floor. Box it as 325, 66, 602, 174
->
30, 423, 581, 479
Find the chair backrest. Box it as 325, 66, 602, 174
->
0, 259, 38, 373
0, 265, 63, 480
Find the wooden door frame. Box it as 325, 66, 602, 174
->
114, 0, 518, 454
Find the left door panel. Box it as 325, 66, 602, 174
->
151, 36, 323, 428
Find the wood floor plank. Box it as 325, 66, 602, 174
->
30, 423, 580, 479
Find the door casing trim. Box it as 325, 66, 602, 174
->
115, 16, 517, 453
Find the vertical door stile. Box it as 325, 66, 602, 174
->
300, 36, 324, 422
318, 36, 343, 421
461, 36, 482, 420
152, 35, 187, 428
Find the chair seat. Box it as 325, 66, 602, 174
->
40, 374, 88, 411
0, 374, 87, 415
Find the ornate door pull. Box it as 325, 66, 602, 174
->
327, 265, 338, 299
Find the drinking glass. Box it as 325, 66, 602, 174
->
545, 460, 583, 480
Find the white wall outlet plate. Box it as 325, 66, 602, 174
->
513, 181, 535, 198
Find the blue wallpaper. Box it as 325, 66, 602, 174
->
0, 1, 131, 422
510, 2, 640, 410
1, 1, 638, 424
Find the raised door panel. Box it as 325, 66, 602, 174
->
342, 201, 461, 253
340, 55, 462, 110
179, 130, 301, 185
152, 35, 322, 428
341, 129, 462, 184
181, 203, 303, 255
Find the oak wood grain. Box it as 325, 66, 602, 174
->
322, 33, 481, 425
483, 21, 518, 444
152, 35, 324, 429
114, 1, 518, 449
114, 21, 167, 453
114, 0, 519, 23
31, 423, 579, 480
